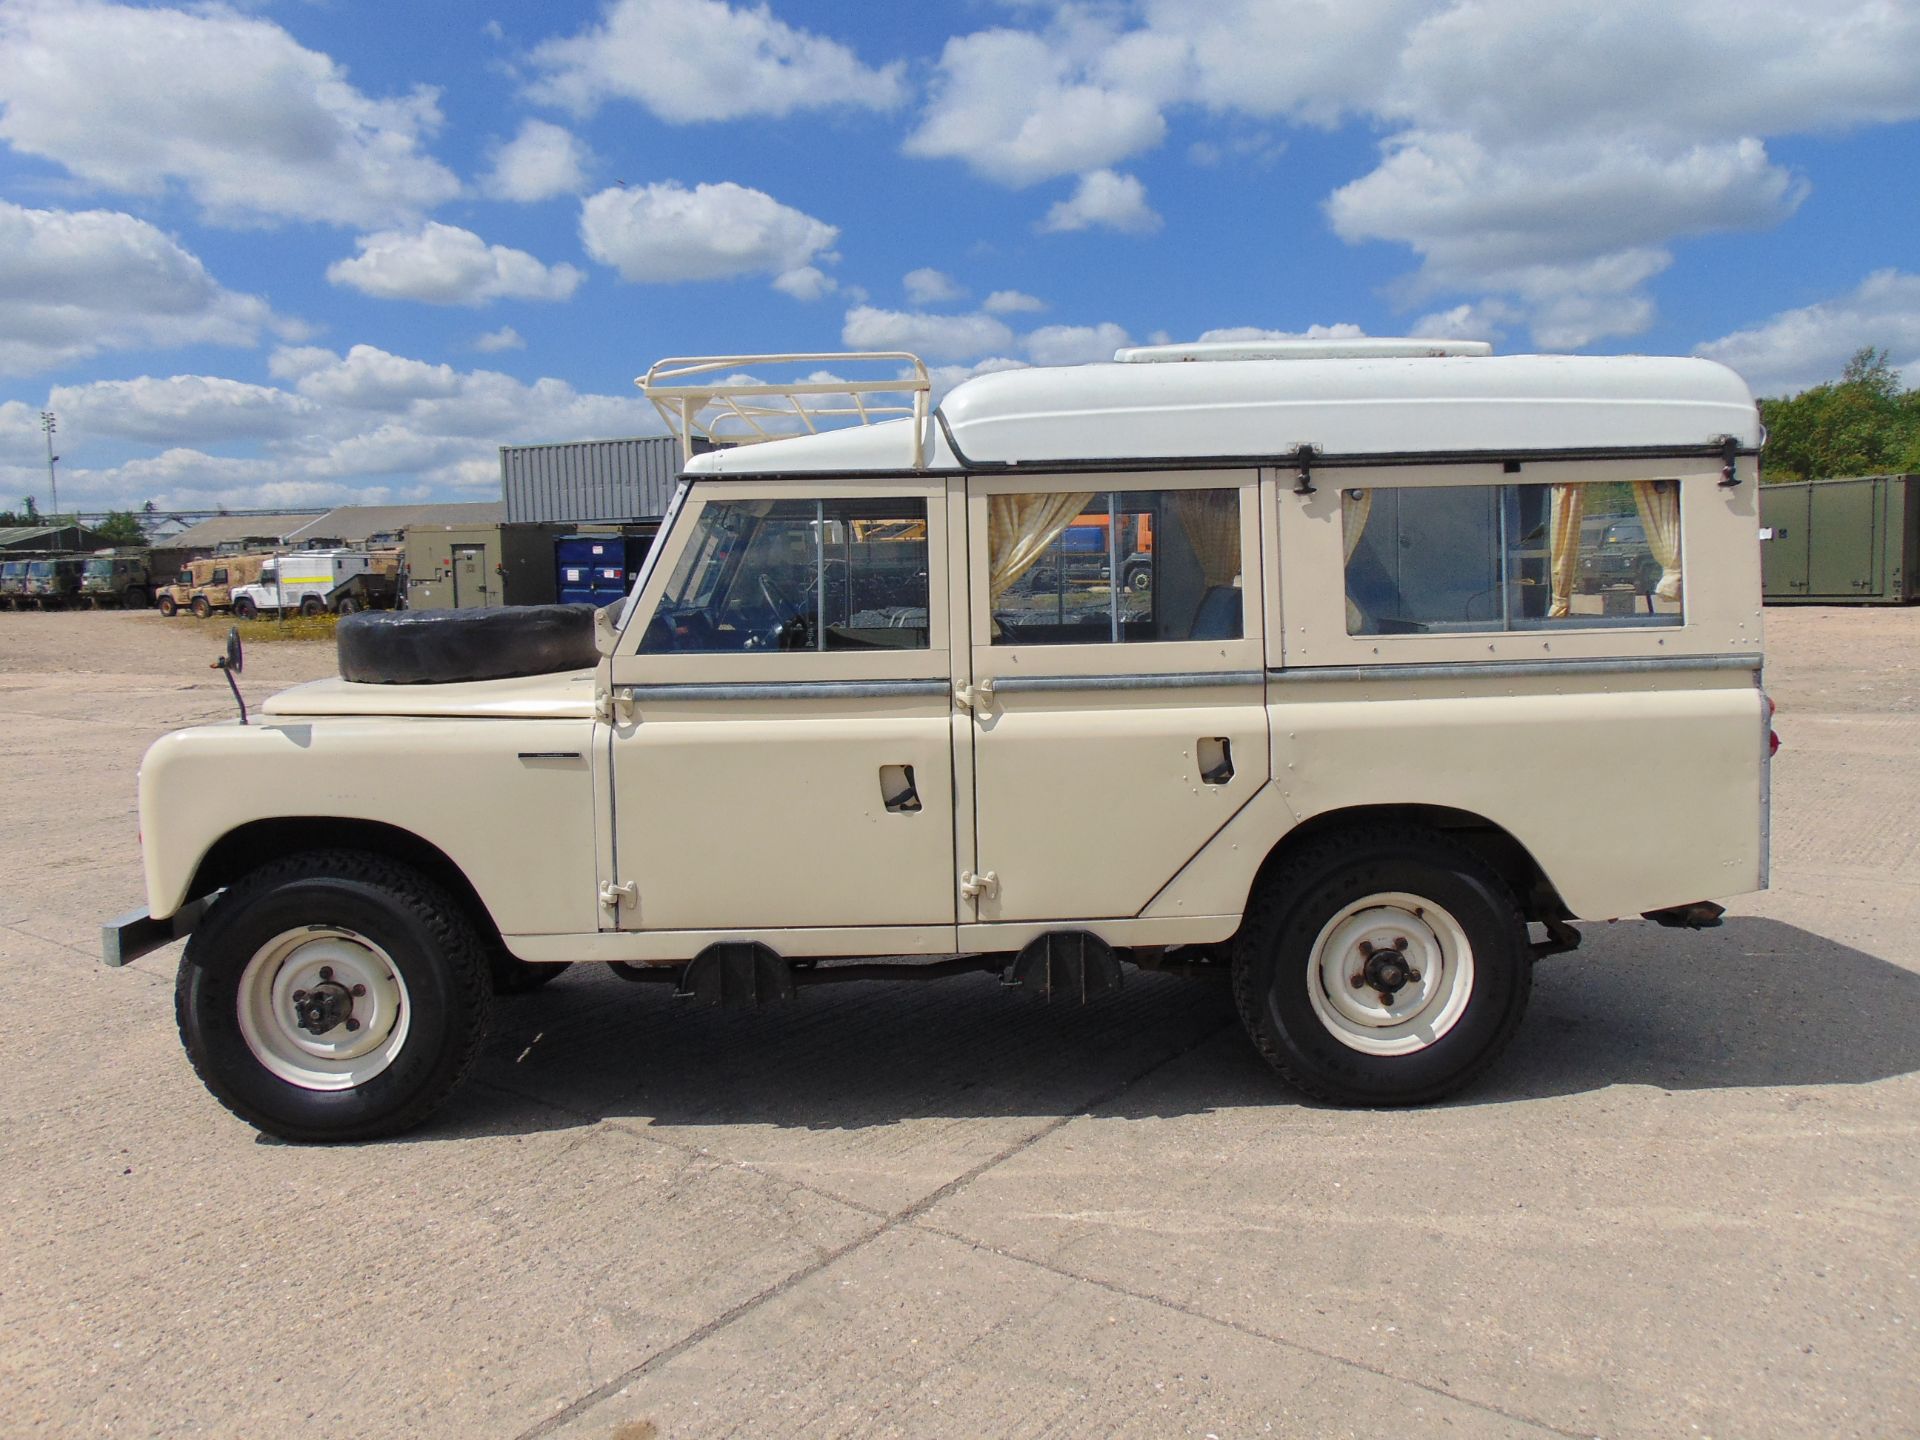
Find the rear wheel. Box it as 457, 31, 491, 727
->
125, 587, 149, 610
158, 595, 178, 617
1232, 826, 1531, 1106
335, 596, 360, 617
175, 851, 492, 1142
191, 596, 211, 618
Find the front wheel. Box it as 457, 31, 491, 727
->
1232, 827, 1531, 1106
175, 851, 492, 1142
157, 595, 178, 617
232, 597, 258, 620
299, 595, 325, 618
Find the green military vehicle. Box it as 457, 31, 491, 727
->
0, 555, 43, 610
24, 555, 86, 609
79, 549, 154, 610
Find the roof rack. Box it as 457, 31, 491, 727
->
639, 353, 932, 466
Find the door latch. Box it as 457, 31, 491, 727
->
595, 688, 634, 725
959, 870, 999, 900
954, 677, 996, 711
599, 880, 637, 911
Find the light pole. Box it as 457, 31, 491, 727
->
39, 411, 58, 527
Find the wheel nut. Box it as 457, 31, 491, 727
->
1358, 940, 1375, 957
1407, 969, 1422, 983
291, 989, 307, 1002
351, 984, 366, 997
318, 966, 333, 981
1350, 973, 1367, 989
345, 1018, 360, 1032
1392, 936, 1408, 950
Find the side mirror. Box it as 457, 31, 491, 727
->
211, 626, 246, 723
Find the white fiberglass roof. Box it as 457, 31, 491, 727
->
684, 350, 1759, 475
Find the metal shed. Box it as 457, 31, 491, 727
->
1761, 475, 1919, 604
501, 437, 680, 524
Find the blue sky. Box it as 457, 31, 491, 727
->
0, 0, 1916, 512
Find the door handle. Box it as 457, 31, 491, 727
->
1197, 737, 1234, 785
879, 764, 921, 812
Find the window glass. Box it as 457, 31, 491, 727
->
987, 488, 1242, 646
640, 496, 930, 652
1342, 479, 1683, 634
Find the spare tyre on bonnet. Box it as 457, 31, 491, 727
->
336, 604, 600, 685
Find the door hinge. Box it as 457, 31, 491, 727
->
959, 869, 999, 900
599, 880, 638, 911
595, 688, 634, 725
954, 677, 995, 711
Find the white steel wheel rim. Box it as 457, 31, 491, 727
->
1305, 891, 1475, 1057
235, 927, 410, 1091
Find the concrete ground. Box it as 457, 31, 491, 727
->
2, 607, 1916, 1439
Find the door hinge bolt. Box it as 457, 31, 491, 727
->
960, 869, 999, 899
595, 689, 635, 724
599, 880, 638, 910
954, 677, 996, 711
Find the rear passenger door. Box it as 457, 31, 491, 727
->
960, 473, 1270, 926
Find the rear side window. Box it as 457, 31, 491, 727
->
641, 496, 930, 653
987, 488, 1242, 646
1343, 480, 1682, 634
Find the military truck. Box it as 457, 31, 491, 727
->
105, 342, 1773, 1143
24, 555, 85, 608
78, 549, 153, 610
0, 555, 44, 610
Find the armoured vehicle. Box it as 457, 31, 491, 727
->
105, 342, 1774, 1142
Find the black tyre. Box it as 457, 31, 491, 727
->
1231, 826, 1531, 1106
232, 597, 257, 620
336, 596, 360, 617
191, 596, 211, 618
175, 850, 493, 1142
158, 595, 178, 617
299, 595, 325, 618
489, 948, 571, 995
337, 605, 599, 685
125, 586, 148, 610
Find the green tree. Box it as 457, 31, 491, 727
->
94, 510, 149, 545
1760, 346, 1920, 481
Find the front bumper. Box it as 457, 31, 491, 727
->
100, 897, 206, 967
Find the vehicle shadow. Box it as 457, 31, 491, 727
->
426, 916, 1920, 1140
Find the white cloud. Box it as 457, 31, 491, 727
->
48, 376, 316, 445
0, 0, 460, 228
482, 119, 591, 203
474, 326, 526, 353
925, 356, 1029, 400
1695, 270, 1920, 396
840, 306, 1015, 362
527, 0, 906, 123
581, 182, 839, 285
1409, 303, 1519, 343
31, 344, 665, 509
1039, 170, 1162, 235
984, 290, 1047, 315
326, 223, 585, 306
905, 26, 1173, 185
904, 268, 965, 306
772, 266, 836, 301
0, 201, 284, 376
1024, 322, 1133, 366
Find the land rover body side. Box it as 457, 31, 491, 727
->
113, 343, 1771, 1141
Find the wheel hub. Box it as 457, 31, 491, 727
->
290, 966, 366, 1035
1352, 938, 1421, 1004
1307, 893, 1477, 1057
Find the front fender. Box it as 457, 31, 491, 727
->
139, 715, 600, 935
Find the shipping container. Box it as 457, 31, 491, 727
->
1760, 474, 1919, 604
404, 523, 567, 610
554, 526, 660, 607
501, 437, 680, 525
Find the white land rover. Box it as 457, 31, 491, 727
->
105, 340, 1774, 1142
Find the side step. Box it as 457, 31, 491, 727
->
1004, 931, 1124, 1002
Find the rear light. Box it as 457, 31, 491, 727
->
1766, 695, 1781, 754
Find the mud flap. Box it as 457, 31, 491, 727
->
1005, 932, 1125, 1002
675, 942, 796, 1009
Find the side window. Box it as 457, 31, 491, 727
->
640, 496, 930, 653
211, 568, 228, 586
1343, 479, 1683, 634
988, 488, 1242, 646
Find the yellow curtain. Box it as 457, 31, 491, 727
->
1632, 479, 1682, 602
987, 492, 1096, 601
1548, 484, 1585, 618
1341, 488, 1373, 632
1168, 489, 1240, 587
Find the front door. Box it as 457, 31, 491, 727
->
604, 479, 959, 941
961, 473, 1271, 925
452, 545, 489, 608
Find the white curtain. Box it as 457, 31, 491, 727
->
987, 492, 1095, 601
1632, 479, 1682, 602
1548, 484, 1585, 618
1341, 488, 1373, 632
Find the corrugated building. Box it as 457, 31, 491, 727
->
286, 502, 503, 548
0, 523, 110, 551
501, 436, 680, 524
164, 514, 320, 551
